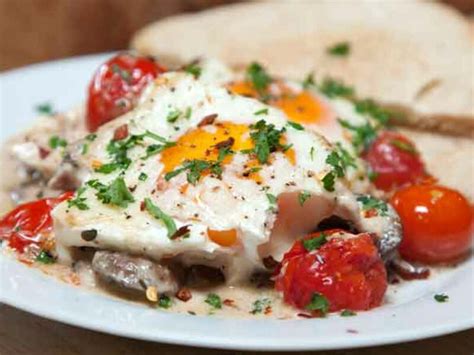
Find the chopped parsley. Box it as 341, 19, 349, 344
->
266, 193, 277, 212
138, 172, 148, 181
254, 108, 269, 116
298, 190, 311, 206
302, 233, 327, 251
319, 78, 354, 98
35, 102, 55, 115
327, 41, 351, 56
166, 108, 182, 123
310, 146, 315, 160
111, 64, 131, 82
81, 133, 98, 155
250, 298, 271, 314
357, 195, 388, 216
96, 130, 174, 174
338, 118, 377, 153
184, 62, 202, 78
340, 309, 356, 317
321, 144, 357, 192
247, 120, 290, 164
36, 250, 55, 264
144, 198, 177, 238
49, 135, 67, 149
302, 72, 316, 90
306, 293, 330, 315
94, 177, 135, 208
246, 62, 272, 97
434, 294, 449, 303
390, 139, 417, 155
205, 293, 222, 309
67, 187, 89, 211
158, 294, 172, 309
287, 121, 304, 131
354, 99, 390, 126
184, 106, 192, 119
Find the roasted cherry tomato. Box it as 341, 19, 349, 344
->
364, 131, 426, 191
390, 184, 473, 264
0, 192, 73, 252
86, 53, 166, 132
275, 230, 387, 314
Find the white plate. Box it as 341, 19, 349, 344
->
0, 54, 473, 351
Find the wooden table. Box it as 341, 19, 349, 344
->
0, 304, 472, 354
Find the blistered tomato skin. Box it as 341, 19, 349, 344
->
86, 53, 166, 132
391, 184, 473, 264
275, 231, 388, 313
364, 131, 426, 191
0, 192, 73, 252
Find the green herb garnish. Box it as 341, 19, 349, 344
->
357, 195, 388, 216
166, 108, 183, 123
36, 250, 55, 264
390, 139, 417, 155
338, 119, 377, 153
247, 120, 289, 164
111, 64, 131, 82
95, 177, 135, 208
321, 144, 356, 192
340, 309, 356, 317
302, 72, 316, 90
158, 294, 172, 309
49, 135, 67, 149
35, 102, 55, 115
327, 41, 351, 56
306, 293, 330, 315
67, 187, 89, 211
320, 78, 354, 98
287, 121, 304, 131
144, 198, 177, 238
434, 294, 449, 303
246, 62, 272, 96
298, 191, 311, 206
205, 293, 222, 309
250, 298, 271, 314
354, 99, 390, 126
184, 106, 192, 119
302, 233, 327, 251
254, 108, 269, 116
138, 172, 148, 181
184, 63, 202, 78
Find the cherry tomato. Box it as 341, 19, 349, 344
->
0, 192, 73, 252
390, 184, 473, 264
275, 230, 387, 313
364, 131, 426, 191
86, 53, 166, 132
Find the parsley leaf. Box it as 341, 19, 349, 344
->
205, 293, 222, 309
67, 187, 89, 210
250, 298, 271, 314
287, 121, 304, 131
302, 233, 327, 251
302, 72, 316, 90
95, 177, 135, 208
35, 102, 55, 115
49, 135, 67, 149
144, 198, 177, 238
340, 309, 356, 317
327, 41, 351, 56
246, 62, 272, 95
354, 99, 390, 126
184, 63, 202, 78
298, 191, 311, 206
158, 294, 172, 309
338, 118, 377, 153
306, 293, 330, 315
111, 64, 131, 82
320, 78, 354, 98
390, 139, 417, 155
138, 172, 148, 181
321, 144, 357, 192
248, 120, 288, 164
266, 193, 277, 205
357, 195, 388, 216
434, 294, 449, 303
36, 250, 55, 264
166, 108, 183, 123
254, 108, 269, 116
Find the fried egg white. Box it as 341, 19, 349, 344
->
53, 71, 372, 283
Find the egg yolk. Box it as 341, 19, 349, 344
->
227, 80, 330, 126
160, 122, 295, 182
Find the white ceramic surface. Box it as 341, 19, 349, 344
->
0, 54, 473, 351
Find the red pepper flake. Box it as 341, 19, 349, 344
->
113, 124, 129, 141
170, 225, 190, 240
297, 313, 314, 318
175, 287, 192, 302
264, 306, 272, 315
140, 201, 146, 211
197, 114, 218, 127
214, 137, 235, 150
39, 147, 50, 159
223, 299, 236, 307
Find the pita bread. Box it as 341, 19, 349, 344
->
131, 0, 474, 137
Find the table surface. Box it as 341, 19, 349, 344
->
0, 304, 472, 355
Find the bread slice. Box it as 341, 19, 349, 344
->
131, 0, 474, 137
